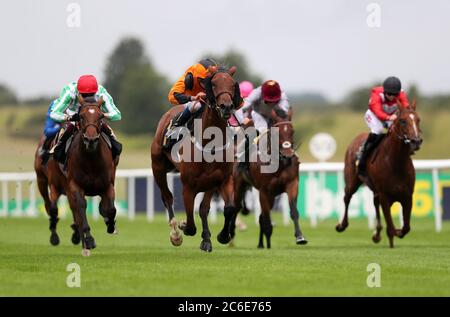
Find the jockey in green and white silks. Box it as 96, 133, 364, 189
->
48, 75, 122, 164
50, 83, 121, 122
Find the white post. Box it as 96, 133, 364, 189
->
146, 175, 154, 222
1, 181, 8, 217
337, 170, 345, 225
15, 181, 22, 216
253, 188, 261, 225
308, 171, 317, 228
128, 177, 135, 220
28, 180, 37, 217
281, 193, 290, 226
432, 168, 442, 233
92, 196, 100, 220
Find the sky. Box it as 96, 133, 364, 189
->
1, 0, 450, 102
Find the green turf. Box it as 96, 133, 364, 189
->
0, 214, 449, 296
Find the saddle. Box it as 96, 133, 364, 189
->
355, 134, 386, 163
162, 106, 204, 149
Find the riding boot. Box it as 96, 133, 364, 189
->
39, 136, 54, 165
358, 133, 379, 176
101, 123, 122, 159
52, 124, 76, 164
163, 107, 192, 150
237, 135, 251, 173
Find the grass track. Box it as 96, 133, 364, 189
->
1, 214, 450, 296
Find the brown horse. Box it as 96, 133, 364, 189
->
232, 115, 307, 248
34, 136, 82, 246
151, 65, 241, 252
336, 102, 422, 247
65, 96, 118, 256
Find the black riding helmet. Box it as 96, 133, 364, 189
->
383, 76, 402, 95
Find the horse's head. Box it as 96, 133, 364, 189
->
272, 120, 296, 161
391, 100, 423, 154
77, 95, 104, 152
204, 65, 241, 120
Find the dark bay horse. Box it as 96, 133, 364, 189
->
151, 65, 241, 252
336, 102, 422, 247
34, 136, 76, 246
66, 96, 118, 256
232, 115, 307, 248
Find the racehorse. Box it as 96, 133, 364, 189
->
336, 102, 422, 248
34, 136, 81, 246
232, 114, 307, 248
65, 95, 119, 256
151, 65, 241, 252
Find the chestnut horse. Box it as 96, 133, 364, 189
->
151, 65, 241, 252
232, 115, 307, 248
66, 96, 119, 256
34, 136, 82, 246
336, 102, 422, 248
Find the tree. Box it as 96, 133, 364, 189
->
200, 49, 263, 86
103, 37, 149, 101
0, 84, 18, 106
118, 65, 169, 134
345, 85, 374, 112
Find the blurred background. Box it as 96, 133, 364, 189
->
1, 0, 450, 172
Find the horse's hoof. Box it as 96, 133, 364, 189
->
372, 234, 381, 243
395, 229, 405, 238
335, 223, 347, 232
296, 236, 308, 245
85, 236, 96, 250
81, 249, 91, 257
50, 233, 60, 246
257, 244, 264, 249
178, 220, 187, 231
183, 225, 197, 236
229, 239, 235, 248
112, 228, 118, 235
71, 232, 81, 245
217, 232, 231, 245
170, 233, 183, 247
200, 240, 212, 252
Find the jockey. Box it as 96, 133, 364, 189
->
38, 102, 62, 164
235, 80, 290, 134
234, 80, 290, 172
163, 58, 218, 149
358, 76, 410, 176
49, 75, 122, 164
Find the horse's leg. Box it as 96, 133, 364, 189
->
217, 175, 235, 245
153, 166, 181, 246
229, 175, 246, 242
372, 194, 383, 243
286, 179, 307, 245
258, 214, 264, 248
68, 181, 95, 256
397, 197, 412, 238
336, 174, 362, 232
37, 175, 60, 246
259, 190, 274, 249
99, 184, 117, 235
180, 186, 197, 236
48, 185, 61, 246
379, 195, 395, 248
199, 190, 214, 252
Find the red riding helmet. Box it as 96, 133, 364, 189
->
261, 80, 282, 103
77, 75, 98, 94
